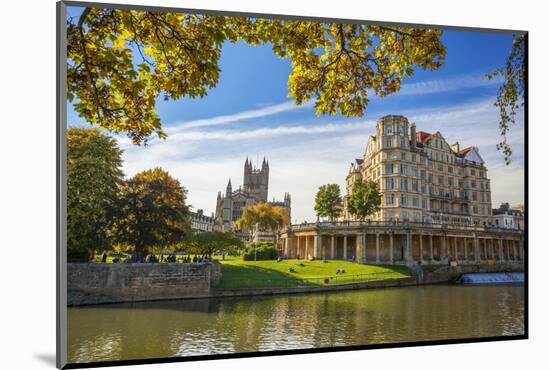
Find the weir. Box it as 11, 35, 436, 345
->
457, 272, 524, 284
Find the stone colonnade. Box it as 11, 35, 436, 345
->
279, 225, 524, 266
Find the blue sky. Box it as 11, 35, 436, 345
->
67, 7, 525, 222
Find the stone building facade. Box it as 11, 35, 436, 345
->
190, 209, 215, 232
493, 203, 525, 230
343, 115, 493, 226
214, 157, 291, 231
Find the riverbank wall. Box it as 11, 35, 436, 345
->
67, 261, 524, 306
67, 262, 222, 306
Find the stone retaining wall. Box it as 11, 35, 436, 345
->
67, 262, 222, 306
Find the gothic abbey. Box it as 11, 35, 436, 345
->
214, 157, 291, 231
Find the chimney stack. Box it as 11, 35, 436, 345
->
410, 122, 417, 149
450, 142, 460, 153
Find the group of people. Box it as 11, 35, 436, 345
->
99, 251, 213, 264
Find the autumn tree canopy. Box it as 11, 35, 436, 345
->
235, 202, 289, 232
67, 8, 446, 144
110, 167, 191, 256
67, 127, 124, 260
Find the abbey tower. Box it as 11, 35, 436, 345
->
214, 157, 291, 232
243, 157, 269, 202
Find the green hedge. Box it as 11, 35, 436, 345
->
242, 242, 278, 261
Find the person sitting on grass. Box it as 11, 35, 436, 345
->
289, 267, 296, 273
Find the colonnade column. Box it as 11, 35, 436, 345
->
474, 234, 480, 263
499, 239, 504, 262
389, 233, 394, 264
419, 234, 424, 263
502, 239, 510, 261
441, 235, 447, 262
376, 233, 380, 264
314, 234, 321, 259
429, 235, 434, 262
454, 237, 458, 261
357, 232, 366, 263
343, 236, 348, 260
405, 231, 412, 265
286, 236, 292, 258
331, 235, 335, 259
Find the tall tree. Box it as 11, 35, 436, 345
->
111, 167, 191, 256
486, 34, 525, 165
348, 179, 382, 221
314, 184, 343, 221
67, 127, 123, 261
67, 8, 446, 144
235, 202, 289, 232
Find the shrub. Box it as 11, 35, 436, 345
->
242, 242, 278, 261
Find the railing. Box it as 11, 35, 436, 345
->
285, 220, 524, 234
216, 271, 408, 290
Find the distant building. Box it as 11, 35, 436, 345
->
214, 157, 291, 231
342, 115, 493, 226
190, 209, 214, 232
493, 203, 524, 230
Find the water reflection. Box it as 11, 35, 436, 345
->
68, 285, 524, 363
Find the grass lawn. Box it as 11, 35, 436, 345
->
215, 257, 411, 289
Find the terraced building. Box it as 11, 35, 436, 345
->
343, 115, 492, 226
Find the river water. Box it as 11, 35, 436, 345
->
67, 285, 524, 364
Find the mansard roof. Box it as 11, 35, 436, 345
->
459, 146, 474, 155
460, 146, 484, 164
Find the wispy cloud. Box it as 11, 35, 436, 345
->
161, 71, 500, 137
165, 120, 369, 142
166, 100, 313, 132
399, 73, 503, 96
